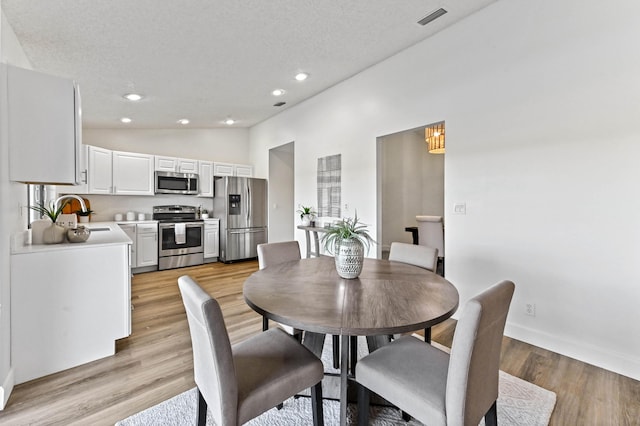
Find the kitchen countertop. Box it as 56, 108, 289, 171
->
12, 221, 135, 255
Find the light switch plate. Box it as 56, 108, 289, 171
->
453, 202, 466, 215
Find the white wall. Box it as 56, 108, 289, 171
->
83, 128, 250, 163
0, 10, 32, 409
250, 0, 640, 380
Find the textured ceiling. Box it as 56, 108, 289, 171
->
2, 0, 496, 129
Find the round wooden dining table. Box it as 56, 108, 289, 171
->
243, 256, 459, 426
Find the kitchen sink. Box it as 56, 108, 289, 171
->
86, 227, 111, 232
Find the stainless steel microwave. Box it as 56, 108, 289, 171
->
155, 171, 199, 195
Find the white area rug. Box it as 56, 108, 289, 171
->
116, 337, 556, 426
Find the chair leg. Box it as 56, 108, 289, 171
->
357, 384, 370, 426
311, 381, 324, 426
350, 336, 358, 374
197, 388, 207, 426
424, 327, 431, 344
485, 400, 498, 426
262, 316, 268, 331
332, 335, 340, 369
402, 410, 412, 421
276, 402, 284, 410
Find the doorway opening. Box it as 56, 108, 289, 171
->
268, 142, 295, 242
376, 123, 445, 259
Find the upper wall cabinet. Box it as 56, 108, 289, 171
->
112, 151, 155, 195
87, 145, 154, 195
155, 156, 198, 174
213, 162, 254, 177
198, 161, 214, 197
5, 64, 82, 185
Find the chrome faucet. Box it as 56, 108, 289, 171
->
54, 194, 87, 212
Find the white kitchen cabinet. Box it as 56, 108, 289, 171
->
74, 144, 90, 193
88, 146, 154, 195
213, 162, 254, 177
204, 218, 220, 259
112, 150, 155, 195
155, 155, 198, 173
88, 145, 113, 194
136, 223, 158, 267
11, 243, 130, 384
235, 165, 254, 177
198, 161, 214, 197
5, 64, 82, 185
119, 224, 137, 267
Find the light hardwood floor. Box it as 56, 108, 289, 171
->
0, 261, 638, 425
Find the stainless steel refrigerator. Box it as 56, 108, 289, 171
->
213, 176, 268, 262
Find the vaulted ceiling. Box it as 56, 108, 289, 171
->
2, 0, 496, 128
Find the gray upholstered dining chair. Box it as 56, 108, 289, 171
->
257, 241, 303, 336
257, 240, 342, 369
178, 275, 325, 426
356, 280, 515, 426
388, 241, 439, 342
388, 241, 438, 272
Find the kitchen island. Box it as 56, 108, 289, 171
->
10, 222, 132, 384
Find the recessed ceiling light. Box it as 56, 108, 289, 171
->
123, 93, 143, 101
177, 118, 190, 125
295, 72, 309, 81
272, 89, 286, 96
121, 117, 132, 123
225, 118, 235, 125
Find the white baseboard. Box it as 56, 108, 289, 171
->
0, 367, 14, 410
505, 322, 640, 381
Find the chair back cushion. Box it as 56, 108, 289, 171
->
416, 215, 444, 256
446, 280, 515, 426
257, 241, 301, 270
178, 275, 238, 425
388, 242, 438, 271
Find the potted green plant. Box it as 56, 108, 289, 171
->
201, 208, 209, 219
296, 205, 316, 226
30, 200, 69, 244
321, 211, 375, 279
75, 208, 94, 223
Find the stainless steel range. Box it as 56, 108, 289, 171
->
153, 205, 204, 270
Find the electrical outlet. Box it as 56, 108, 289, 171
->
525, 303, 536, 317
344, 203, 349, 211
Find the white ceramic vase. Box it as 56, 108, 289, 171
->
334, 238, 364, 279
301, 215, 312, 226
43, 223, 67, 244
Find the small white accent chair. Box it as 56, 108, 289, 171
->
356, 280, 515, 426
416, 215, 444, 274
178, 275, 324, 426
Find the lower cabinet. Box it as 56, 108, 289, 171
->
136, 223, 158, 267
119, 222, 158, 270
11, 243, 131, 384
204, 219, 220, 260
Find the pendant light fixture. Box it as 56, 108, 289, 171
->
426, 122, 445, 154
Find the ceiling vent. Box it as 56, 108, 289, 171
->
417, 8, 447, 26
273, 101, 286, 107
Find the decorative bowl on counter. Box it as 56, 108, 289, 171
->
67, 226, 91, 243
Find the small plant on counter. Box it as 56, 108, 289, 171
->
75, 208, 94, 217
30, 200, 69, 223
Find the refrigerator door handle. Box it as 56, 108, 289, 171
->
229, 228, 265, 234
246, 180, 251, 222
